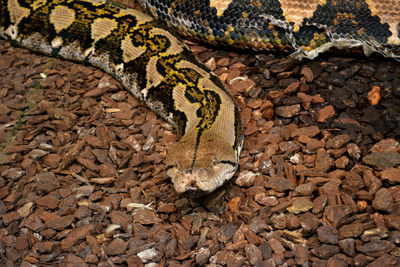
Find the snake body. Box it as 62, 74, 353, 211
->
1, 0, 400, 194
140, 0, 400, 60
0, 0, 243, 194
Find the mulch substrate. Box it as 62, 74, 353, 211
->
1, 2, 400, 267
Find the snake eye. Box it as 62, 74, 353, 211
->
175, 159, 181, 169
211, 156, 218, 166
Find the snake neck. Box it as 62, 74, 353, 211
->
1, 0, 244, 194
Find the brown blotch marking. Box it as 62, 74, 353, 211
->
117, 8, 153, 23
91, 18, 116, 42
279, 0, 321, 25
121, 35, 145, 62
49, 5, 75, 33
209, 0, 233, 17
366, 0, 400, 44
7, 0, 30, 24
144, 56, 164, 94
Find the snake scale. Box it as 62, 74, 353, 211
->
1, 0, 399, 194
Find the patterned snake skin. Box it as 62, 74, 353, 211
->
139, 0, 400, 60
1, 0, 399, 194
0, 0, 243, 194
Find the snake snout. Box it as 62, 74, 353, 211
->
166, 134, 241, 194
184, 180, 202, 193
167, 157, 238, 194
168, 167, 209, 194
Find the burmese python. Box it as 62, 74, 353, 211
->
1, 0, 399, 194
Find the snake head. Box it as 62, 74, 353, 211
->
166, 135, 240, 194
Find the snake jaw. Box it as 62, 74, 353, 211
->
167, 167, 210, 193
167, 161, 237, 194
166, 137, 239, 194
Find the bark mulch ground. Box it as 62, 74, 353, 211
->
0, 2, 400, 266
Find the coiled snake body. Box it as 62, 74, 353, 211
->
140, 0, 400, 60
1, 0, 399, 194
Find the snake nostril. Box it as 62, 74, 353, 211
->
186, 181, 198, 192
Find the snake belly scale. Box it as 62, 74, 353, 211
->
0, 0, 244, 194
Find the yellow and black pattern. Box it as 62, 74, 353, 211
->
0, 0, 244, 194
139, 0, 400, 60
4, 0, 399, 194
